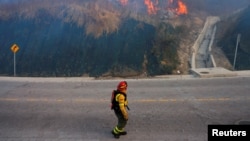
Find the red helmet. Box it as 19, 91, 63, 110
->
117, 81, 128, 91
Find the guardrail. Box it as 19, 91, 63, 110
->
191, 16, 220, 69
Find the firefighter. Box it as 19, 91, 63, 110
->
111, 81, 129, 139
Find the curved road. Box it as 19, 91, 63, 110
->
0, 77, 250, 141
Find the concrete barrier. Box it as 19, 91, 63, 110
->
191, 16, 220, 69
191, 67, 237, 78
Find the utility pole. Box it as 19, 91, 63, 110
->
233, 34, 241, 70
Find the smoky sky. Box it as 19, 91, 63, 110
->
0, 0, 23, 3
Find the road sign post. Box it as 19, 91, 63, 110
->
10, 44, 19, 77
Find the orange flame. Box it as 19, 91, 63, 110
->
120, 0, 128, 6
144, 0, 159, 15
118, 0, 188, 16
176, 0, 188, 15
168, 0, 188, 15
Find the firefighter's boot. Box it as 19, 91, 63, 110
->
120, 131, 127, 135
111, 130, 120, 139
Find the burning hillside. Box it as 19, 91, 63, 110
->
118, 0, 188, 15
0, 0, 249, 77
0, 0, 190, 38
143, 0, 188, 15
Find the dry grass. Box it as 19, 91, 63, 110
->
0, 0, 121, 38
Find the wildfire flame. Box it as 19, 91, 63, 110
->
144, 0, 158, 15
119, 0, 188, 15
176, 0, 188, 15
119, 0, 128, 6
167, 0, 188, 15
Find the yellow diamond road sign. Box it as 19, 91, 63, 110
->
11, 44, 19, 53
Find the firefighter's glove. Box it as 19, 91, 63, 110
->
123, 114, 128, 121
125, 101, 128, 106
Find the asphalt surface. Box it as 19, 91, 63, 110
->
0, 77, 250, 141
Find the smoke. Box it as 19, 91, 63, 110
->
0, 0, 15, 3
0, 0, 27, 3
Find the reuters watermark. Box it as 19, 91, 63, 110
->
208, 125, 250, 140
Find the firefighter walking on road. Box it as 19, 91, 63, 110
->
111, 81, 129, 139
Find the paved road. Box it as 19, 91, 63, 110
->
0, 77, 250, 141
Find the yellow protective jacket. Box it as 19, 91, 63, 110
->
115, 93, 128, 120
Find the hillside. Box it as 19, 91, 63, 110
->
217, 6, 250, 70
0, 0, 249, 77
